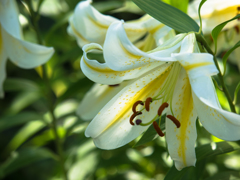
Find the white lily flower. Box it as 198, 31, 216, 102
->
81, 21, 240, 170
0, 0, 54, 97
67, 0, 173, 47
188, 0, 240, 34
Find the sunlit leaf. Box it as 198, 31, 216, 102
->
211, 14, 240, 54
233, 82, 240, 105
0, 112, 42, 132
222, 41, 240, 75
162, 0, 189, 13
132, 0, 199, 33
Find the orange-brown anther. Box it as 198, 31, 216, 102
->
157, 102, 169, 116
235, 25, 240, 34
132, 100, 144, 113
152, 121, 165, 137
129, 111, 142, 126
145, 97, 152, 111
166, 115, 181, 128
109, 84, 120, 87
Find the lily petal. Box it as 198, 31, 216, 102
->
81, 43, 163, 85
77, 82, 130, 121
0, 29, 7, 98
2, 29, 54, 69
0, 0, 22, 38
191, 75, 240, 141
166, 68, 198, 171
85, 63, 173, 149
103, 21, 177, 71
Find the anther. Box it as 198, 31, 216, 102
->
166, 115, 181, 128
135, 119, 142, 125
109, 84, 120, 87
157, 102, 169, 116
130, 111, 142, 126
152, 121, 164, 137
132, 100, 144, 113
145, 97, 152, 111
235, 25, 240, 34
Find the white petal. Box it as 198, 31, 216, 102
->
70, 1, 117, 46
76, 82, 130, 121
0, 32, 7, 98
103, 21, 177, 71
0, 0, 22, 38
173, 53, 218, 79
85, 63, 173, 149
81, 43, 163, 85
190, 75, 240, 141
2, 29, 54, 69
166, 68, 197, 171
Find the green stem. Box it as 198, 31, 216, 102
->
24, 1, 69, 179
196, 34, 236, 113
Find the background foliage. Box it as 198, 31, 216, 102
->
0, 0, 240, 179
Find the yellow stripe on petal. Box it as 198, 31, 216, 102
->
202, 6, 239, 19
70, 22, 89, 42
102, 64, 173, 133
176, 77, 194, 166
183, 62, 213, 71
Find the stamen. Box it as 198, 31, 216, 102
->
157, 102, 169, 116
135, 119, 142, 125
132, 100, 144, 113
166, 115, 181, 128
145, 97, 152, 111
129, 111, 142, 126
109, 84, 120, 87
152, 121, 164, 137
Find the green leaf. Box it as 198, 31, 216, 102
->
222, 40, 240, 75
233, 81, 240, 105
0, 112, 42, 132
162, 0, 189, 13
211, 14, 240, 54
204, 171, 240, 180
0, 147, 57, 179
164, 141, 240, 180
197, 0, 207, 34
3, 78, 39, 92
134, 115, 166, 147
4, 120, 46, 152
132, 0, 199, 33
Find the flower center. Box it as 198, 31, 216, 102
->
129, 62, 182, 136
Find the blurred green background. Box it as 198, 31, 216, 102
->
0, 0, 240, 179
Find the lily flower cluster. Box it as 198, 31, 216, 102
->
0, 0, 54, 97
69, 0, 240, 171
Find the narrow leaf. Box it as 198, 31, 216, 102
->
197, 0, 207, 34
132, 0, 199, 33
211, 14, 240, 54
233, 82, 240, 105
222, 40, 240, 75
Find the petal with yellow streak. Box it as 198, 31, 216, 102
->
166, 68, 198, 171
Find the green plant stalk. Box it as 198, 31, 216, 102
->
24, 1, 69, 179
196, 34, 236, 113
